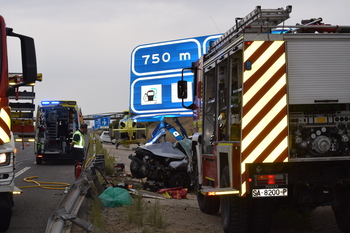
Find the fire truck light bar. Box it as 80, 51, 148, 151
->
41, 101, 76, 106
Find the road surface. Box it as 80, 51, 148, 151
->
8, 142, 76, 233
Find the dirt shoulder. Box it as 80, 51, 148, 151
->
102, 192, 223, 233
101, 143, 223, 232
96, 143, 342, 233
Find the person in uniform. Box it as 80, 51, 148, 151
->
70, 123, 88, 164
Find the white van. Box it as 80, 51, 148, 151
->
100, 131, 111, 143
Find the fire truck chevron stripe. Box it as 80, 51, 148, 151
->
241, 40, 288, 196
241, 115, 288, 172
243, 56, 286, 106
242, 103, 287, 158
242, 73, 286, 130
244, 41, 285, 75
0, 107, 11, 143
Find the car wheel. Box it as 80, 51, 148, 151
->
168, 172, 191, 188
130, 157, 146, 179
36, 157, 43, 165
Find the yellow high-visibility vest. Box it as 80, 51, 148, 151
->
72, 130, 84, 149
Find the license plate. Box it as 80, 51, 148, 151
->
252, 188, 288, 197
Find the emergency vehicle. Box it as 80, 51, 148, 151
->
0, 16, 38, 231
177, 6, 350, 232
9, 73, 42, 144
34, 100, 84, 164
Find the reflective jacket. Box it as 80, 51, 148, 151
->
72, 130, 84, 149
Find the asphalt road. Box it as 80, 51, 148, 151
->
7, 142, 76, 233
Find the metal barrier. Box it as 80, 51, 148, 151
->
45, 155, 106, 233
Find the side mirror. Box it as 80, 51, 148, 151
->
177, 80, 188, 99
6, 28, 37, 86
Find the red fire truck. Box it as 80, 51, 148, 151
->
178, 5, 350, 233
0, 16, 38, 231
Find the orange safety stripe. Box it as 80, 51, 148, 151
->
240, 41, 288, 196
0, 107, 11, 144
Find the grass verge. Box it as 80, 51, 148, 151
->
86, 133, 167, 232
126, 192, 167, 231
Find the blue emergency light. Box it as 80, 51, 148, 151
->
41, 101, 51, 105
41, 101, 76, 106
271, 28, 292, 34
41, 101, 60, 105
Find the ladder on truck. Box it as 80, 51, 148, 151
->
47, 110, 58, 141
208, 5, 292, 56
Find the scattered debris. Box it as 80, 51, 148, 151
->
157, 187, 188, 199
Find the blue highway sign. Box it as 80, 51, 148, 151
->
130, 34, 221, 120
94, 115, 110, 129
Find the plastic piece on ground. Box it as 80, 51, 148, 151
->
99, 187, 133, 207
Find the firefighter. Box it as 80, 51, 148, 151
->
70, 123, 88, 167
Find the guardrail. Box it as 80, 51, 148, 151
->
45, 155, 106, 233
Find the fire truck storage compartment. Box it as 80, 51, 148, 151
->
282, 35, 350, 159
285, 35, 350, 105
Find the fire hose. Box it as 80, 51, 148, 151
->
18, 156, 97, 190
17, 176, 70, 190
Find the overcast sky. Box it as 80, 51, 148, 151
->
2, 0, 350, 115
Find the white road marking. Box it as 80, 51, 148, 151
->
15, 167, 31, 178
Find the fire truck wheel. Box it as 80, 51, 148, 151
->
197, 192, 220, 214
333, 184, 350, 232
221, 166, 249, 233
168, 171, 191, 189
249, 198, 274, 233
0, 193, 13, 232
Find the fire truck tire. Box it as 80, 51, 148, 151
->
168, 171, 191, 189
197, 192, 220, 214
0, 193, 13, 232
333, 184, 350, 232
249, 199, 274, 233
221, 166, 249, 233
